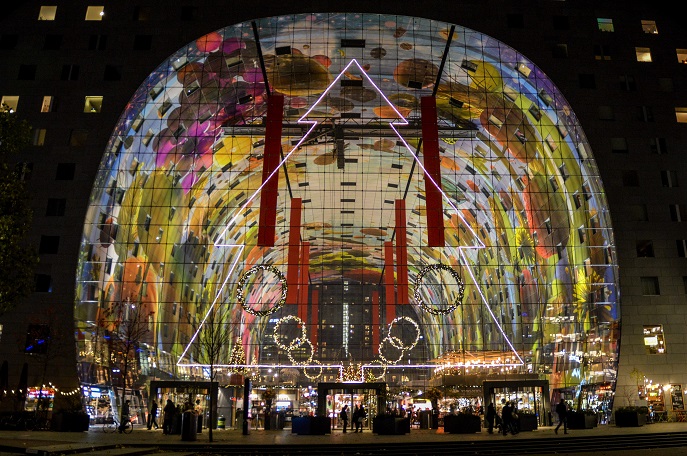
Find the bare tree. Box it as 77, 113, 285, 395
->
194, 305, 233, 442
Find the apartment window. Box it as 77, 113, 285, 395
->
506, 13, 524, 28
32, 128, 46, 146
669, 204, 687, 221
34, 274, 52, 292
1, 96, 19, 112
25, 324, 50, 355
41, 96, 54, 113
643, 325, 666, 354
46, 198, 66, 216
104, 65, 122, 81
0, 34, 18, 50
640, 277, 660, 295
85, 6, 104, 21
637, 106, 654, 122
43, 34, 62, 50
55, 163, 76, 180
84, 96, 103, 113
578, 74, 596, 89
69, 130, 88, 146
636, 47, 652, 62
661, 170, 678, 187
618, 75, 636, 91
38, 6, 57, 21
677, 49, 687, 64
552, 44, 568, 58
60, 64, 80, 81
552, 15, 569, 30
622, 170, 639, 187
629, 204, 648, 221
678, 240, 687, 258
649, 137, 667, 154
594, 44, 611, 60
641, 20, 658, 34
676, 108, 687, 123
597, 18, 614, 32
658, 78, 674, 92
18, 64, 37, 80
88, 34, 107, 50
39, 235, 60, 254
598, 105, 614, 120
611, 137, 628, 153
636, 240, 654, 257
133, 35, 152, 50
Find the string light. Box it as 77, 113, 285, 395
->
387, 316, 420, 351
273, 315, 308, 350
237, 264, 287, 317
414, 263, 465, 315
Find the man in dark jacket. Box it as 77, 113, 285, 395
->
555, 399, 568, 434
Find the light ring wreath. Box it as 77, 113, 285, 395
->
303, 359, 323, 380
378, 336, 405, 364
273, 315, 307, 351
414, 263, 465, 316
237, 264, 288, 317
365, 359, 387, 381
287, 337, 315, 365
387, 315, 420, 351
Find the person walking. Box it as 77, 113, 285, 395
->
501, 401, 513, 436
356, 404, 367, 432
118, 400, 131, 433
352, 405, 360, 432
340, 404, 349, 433
555, 399, 568, 434
147, 399, 159, 430
162, 399, 176, 435
486, 402, 496, 434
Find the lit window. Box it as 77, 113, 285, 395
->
85, 6, 104, 21
38, 6, 57, 21
33, 128, 46, 146
643, 325, 666, 354
41, 96, 54, 113
0, 96, 19, 112
675, 108, 687, 123
641, 20, 658, 34
677, 49, 687, 64
597, 18, 614, 32
84, 96, 103, 113
635, 47, 652, 62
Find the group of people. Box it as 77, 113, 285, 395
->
484, 398, 569, 436
339, 404, 367, 433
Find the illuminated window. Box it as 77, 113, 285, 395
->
643, 325, 666, 354
41, 96, 54, 112
84, 96, 103, 113
594, 44, 611, 60
0, 96, 19, 112
85, 6, 104, 21
640, 277, 660, 295
635, 47, 652, 62
32, 128, 46, 146
675, 108, 687, 123
597, 18, 614, 32
678, 49, 687, 64
641, 20, 658, 34
38, 6, 57, 21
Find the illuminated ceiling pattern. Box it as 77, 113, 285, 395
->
75, 13, 620, 391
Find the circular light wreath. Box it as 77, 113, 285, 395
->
287, 337, 315, 365
378, 337, 405, 364
414, 263, 465, 316
365, 360, 387, 381
273, 315, 307, 350
237, 264, 287, 317
387, 316, 420, 351
303, 360, 323, 380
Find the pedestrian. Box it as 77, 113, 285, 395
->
356, 404, 367, 432
501, 401, 513, 436
119, 400, 131, 433
340, 404, 349, 433
147, 399, 159, 430
555, 399, 568, 434
486, 402, 496, 434
163, 398, 176, 435
352, 405, 360, 432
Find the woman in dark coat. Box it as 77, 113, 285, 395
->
340, 404, 349, 433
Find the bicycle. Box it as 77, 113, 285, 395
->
103, 416, 133, 434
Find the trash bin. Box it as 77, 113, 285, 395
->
218, 415, 226, 429
181, 411, 197, 441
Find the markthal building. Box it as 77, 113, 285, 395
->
74, 13, 619, 425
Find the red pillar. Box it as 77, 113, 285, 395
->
421, 96, 445, 246
384, 241, 396, 325
286, 198, 302, 305
372, 289, 380, 353
395, 199, 409, 306
298, 242, 310, 324
257, 94, 284, 246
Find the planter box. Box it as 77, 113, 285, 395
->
443, 414, 481, 433
516, 414, 538, 431
291, 416, 331, 435
568, 412, 597, 429
615, 411, 647, 427
373, 416, 410, 435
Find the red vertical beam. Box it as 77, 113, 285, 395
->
286, 198, 302, 305
298, 242, 310, 324
421, 96, 445, 247
395, 199, 409, 306
310, 288, 319, 348
257, 94, 284, 246
372, 289, 380, 354
384, 241, 396, 325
